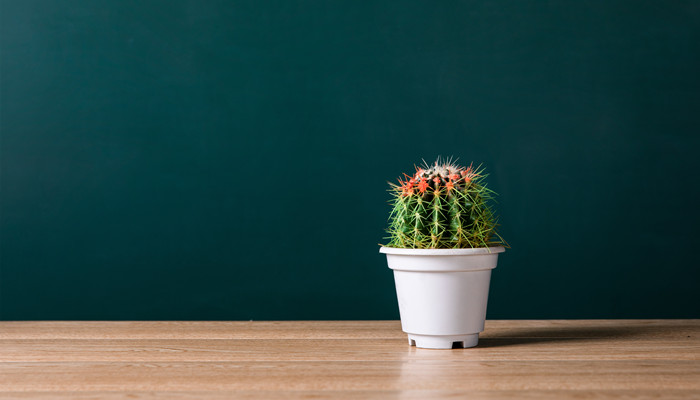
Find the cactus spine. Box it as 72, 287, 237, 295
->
385, 158, 506, 249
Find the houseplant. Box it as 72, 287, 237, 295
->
380, 158, 507, 349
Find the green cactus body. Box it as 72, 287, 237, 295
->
412, 195, 428, 247
428, 186, 446, 247
447, 191, 466, 247
385, 158, 506, 249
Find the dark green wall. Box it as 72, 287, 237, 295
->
1, 0, 699, 320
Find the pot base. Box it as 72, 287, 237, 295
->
407, 333, 479, 349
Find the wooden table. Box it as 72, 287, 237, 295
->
1, 320, 698, 399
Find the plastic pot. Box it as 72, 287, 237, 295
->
380, 246, 505, 349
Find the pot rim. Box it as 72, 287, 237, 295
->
379, 246, 505, 256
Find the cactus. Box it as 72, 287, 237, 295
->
384, 158, 506, 249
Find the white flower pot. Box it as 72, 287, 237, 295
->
380, 246, 505, 349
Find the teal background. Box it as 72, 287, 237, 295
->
1, 1, 699, 320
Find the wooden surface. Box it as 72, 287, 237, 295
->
0, 320, 698, 399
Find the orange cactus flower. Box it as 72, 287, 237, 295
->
403, 173, 415, 184
450, 173, 460, 181
400, 179, 415, 196
461, 169, 474, 184
446, 181, 454, 191
418, 178, 429, 193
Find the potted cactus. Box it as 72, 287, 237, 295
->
380, 158, 507, 349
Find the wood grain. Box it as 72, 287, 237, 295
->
1, 338, 698, 362
0, 320, 698, 399
1, 319, 695, 339
1, 391, 698, 400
